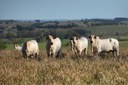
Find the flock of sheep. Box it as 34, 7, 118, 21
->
14, 34, 120, 59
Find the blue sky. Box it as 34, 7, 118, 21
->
0, 0, 128, 20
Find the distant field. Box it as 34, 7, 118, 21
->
119, 40, 128, 47
6, 39, 128, 50
84, 25, 128, 36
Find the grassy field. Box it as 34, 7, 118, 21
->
84, 25, 128, 36
0, 40, 128, 84
1, 20, 128, 84
6, 39, 128, 50
6, 39, 71, 50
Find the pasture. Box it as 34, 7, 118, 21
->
0, 40, 128, 85
85, 25, 128, 36
5, 39, 128, 50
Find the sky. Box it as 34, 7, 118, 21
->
0, 0, 128, 20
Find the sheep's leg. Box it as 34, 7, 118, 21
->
22, 50, 27, 59
83, 48, 87, 56
116, 48, 120, 57
79, 50, 82, 55
71, 48, 73, 53
49, 48, 54, 57
96, 48, 101, 58
47, 51, 50, 57
34, 53, 38, 58
116, 50, 120, 61
56, 51, 60, 58
77, 50, 81, 57
91, 47, 94, 56
114, 49, 120, 61
112, 51, 116, 57
23, 54, 27, 59
113, 47, 119, 57
52, 50, 56, 58
83, 49, 86, 55
57, 50, 62, 58
84, 48, 87, 55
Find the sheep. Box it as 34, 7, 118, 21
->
89, 35, 119, 56
72, 36, 88, 55
22, 40, 39, 58
46, 35, 62, 58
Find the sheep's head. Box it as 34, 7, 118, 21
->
72, 36, 79, 44
13, 44, 22, 51
88, 35, 99, 44
46, 34, 57, 40
14, 44, 18, 49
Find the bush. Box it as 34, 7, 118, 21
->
0, 43, 7, 50
0, 39, 7, 50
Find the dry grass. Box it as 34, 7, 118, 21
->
0, 48, 128, 85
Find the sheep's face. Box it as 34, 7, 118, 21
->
48, 35, 54, 39
72, 36, 79, 44
88, 35, 97, 44
46, 35, 57, 40
14, 44, 18, 49
45, 35, 54, 40
14, 44, 22, 51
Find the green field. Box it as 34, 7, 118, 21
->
1, 38, 128, 85
6, 39, 70, 50
84, 25, 128, 36
6, 39, 128, 50
1, 19, 128, 84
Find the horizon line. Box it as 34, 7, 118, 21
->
0, 17, 128, 21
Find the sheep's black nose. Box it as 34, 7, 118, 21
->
73, 41, 75, 44
50, 42, 53, 45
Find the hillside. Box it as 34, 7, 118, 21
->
0, 18, 128, 44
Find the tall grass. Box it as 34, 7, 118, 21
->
0, 47, 128, 85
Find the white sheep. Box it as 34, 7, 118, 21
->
72, 36, 88, 55
22, 40, 39, 58
46, 35, 61, 58
89, 35, 119, 56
